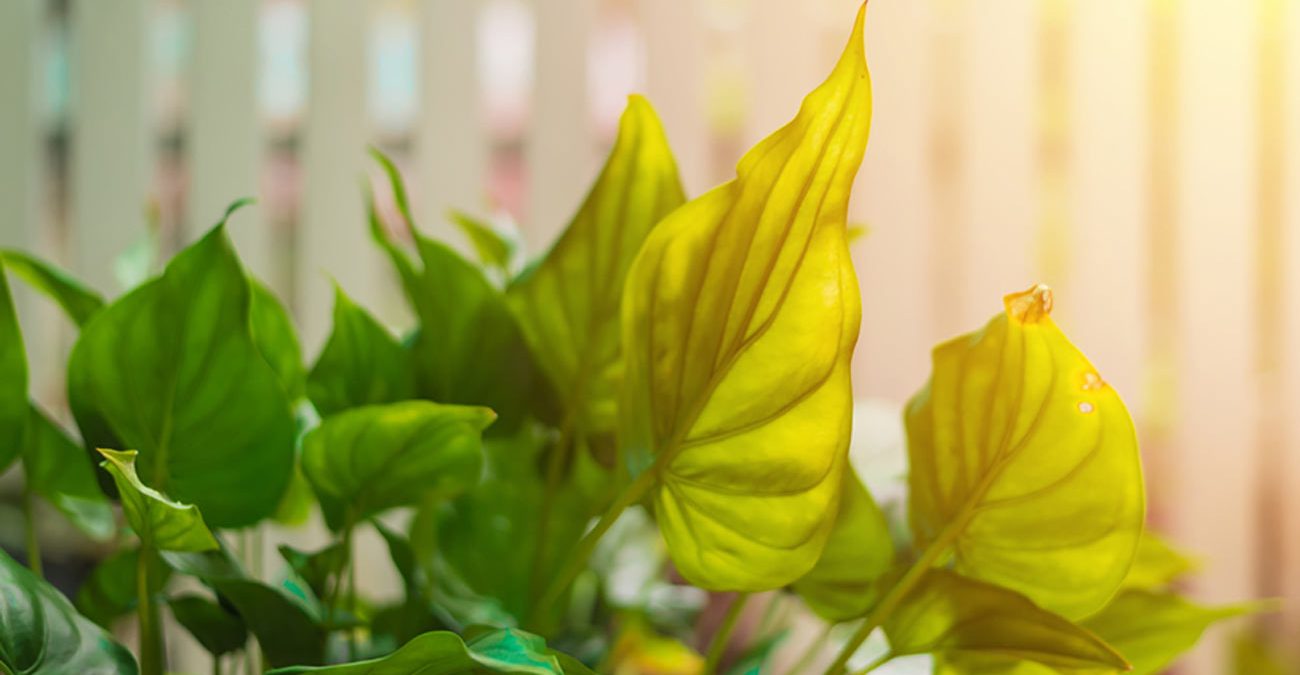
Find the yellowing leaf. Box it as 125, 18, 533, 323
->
1082, 590, 1261, 675
510, 96, 684, 442
885, 570, 1127, 673
97, 448, 219, 553
620, 5, 870, 592
791, 467, 894, 622
906, 284, 1144, 619
607, 619, 704, 675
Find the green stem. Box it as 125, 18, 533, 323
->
852, 652, 895, 675
704, 593, 750, 674
529, 415, 578, 602
325, 513, 357, 636
784, 624, 833, 675
21, 482, 41, 578
137, 544, 165, 675
530, 466, 658, 628
212, 654, 221, 675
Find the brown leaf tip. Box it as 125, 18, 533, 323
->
1003, 283, 1054, 324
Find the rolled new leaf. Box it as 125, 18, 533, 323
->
620, 6, 870, 591
791, 467, 894, 622
0, 550, 139, 674
266, 628, 594, 674
884, 570, 1128, 673
301, 400, 492, 529
510, 96, 685, 442
906, 284, 1144, 619
98, 448, 218, 553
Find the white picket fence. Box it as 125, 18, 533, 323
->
2, 1, 1299, 673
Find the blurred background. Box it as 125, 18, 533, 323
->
1, 0, 1298, 673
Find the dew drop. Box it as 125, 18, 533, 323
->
1081, 372, 1104, 391
1077, 401, 1095, 414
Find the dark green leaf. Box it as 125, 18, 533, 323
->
0, 550, 138, 674
1082, 590, 1260, 675
250, 277, 306, 400
306, 284, 414, 417
23, 405, 113, 540
278, 542, 346, 601
75, 548, 171, 629
169, 594, 249, 656
0, 249, 105, 326
266, 628, 594, 674
0, 266, 25, 469
67, 215, 296, 527
302, 400, 491, 530
97, 448, 218, 552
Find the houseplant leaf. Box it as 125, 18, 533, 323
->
0, 249, 104, 327
169, 594, 249, 656
791, 467, 894, 622
0, 265, 25, 468
619, 6, 870, 591
75, 547, 170, 628
97, 448, 218, 552
1120, 532, 1196, 591
0, 549, 138, 674
23, 405, 114, 540
452, 210, 518, 280
306, 284, 414, 417
510, 96, 685, 444
1082, 590, 1259, 675
301, 400, 492, 529
67, 207, 296, 527
905, 284, 1144, 619
278, 542, 347, 601
266, 628, 594, 674
884, 570, 1127, 672
370, 151, 542, 433
250, 277, 306, 400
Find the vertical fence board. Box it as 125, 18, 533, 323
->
636, 0, 710, 194
299, 0, 375, 349
417, 0, 486, 242
1173, 0, 1259, 671
853, 0, 935, 403
1277, 0, 1300, 652
741, 0, 829, 150
69, 0, 151, 293
526, 0, 596, 251
188, 0, 269, 285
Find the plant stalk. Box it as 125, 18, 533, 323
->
704, 593, 750, 674
530, 465, 658, 627
21, 481, 42, 578
853, 651, 895, 675
784, 624, 833, 675
529, 414, 578, 602
137, 544, 166, 675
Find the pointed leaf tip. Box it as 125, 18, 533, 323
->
1004, 283, 1054, 323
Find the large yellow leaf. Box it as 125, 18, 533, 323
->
620, 6, 870, 591
510, 97, 685, 441
906, 284, 1144, 619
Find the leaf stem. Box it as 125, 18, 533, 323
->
853, 651, 895, 675
137, 543, 166, 675
529, 414, 578, 602
784, 624, 834, 675
530, 465, 658, 628
21, 480, 42, 578
704, 593, 750, 674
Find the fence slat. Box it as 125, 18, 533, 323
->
417, 0, 486, 243
741, 0, 830, 150
69, 0, 151, 293
636, 0, 711, 193
188, 0, 269, 285
526, 0, 596, 251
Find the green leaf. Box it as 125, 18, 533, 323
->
884, 570, 1127, 672
169, 594, 249, 656
370, 151, 542, 433
905, 284, 1144, 619
96, 448, 218, 552
163, 547, 327, 668
791, 467, 894, 622
266, 628, 594, 674
0, 249, 105, 327
67, 214, 296, 527
509, 96, 684, 443
250, 277, 306, 400
301, 400, 491, 529
0, 266, 26, 469
1120, 532, 1196, 591
619, 10, 869, 592
452, 210, 518, 280
22, 405, 113, 540
278, 542, 346, 601
306, 284, 414, 417
1082, 590, 1259, 675
0, 549, 138, 674
75, 547, 171, 629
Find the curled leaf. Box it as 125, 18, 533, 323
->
97, 448, 218, 553
906, 284, 1144, 618
620, 6, 870, 591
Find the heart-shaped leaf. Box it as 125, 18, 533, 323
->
791, 467, 894, 622
0, 266, 25, 467
169, 594, 249, 657
306, 284, 414, 417
884, 570, 1127, 672
619, 7, 869, 591
1082, 590, 1260, 675
97, 448, 218, 552
67, 208, 296, 528
266, 628, 594, 674
0, 249, 104, 327
301, 400, 492, 529
510, 96, 684, 443
23, 405, 113, 540
0, 549, 138, 674
905, 284, 1144, 618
